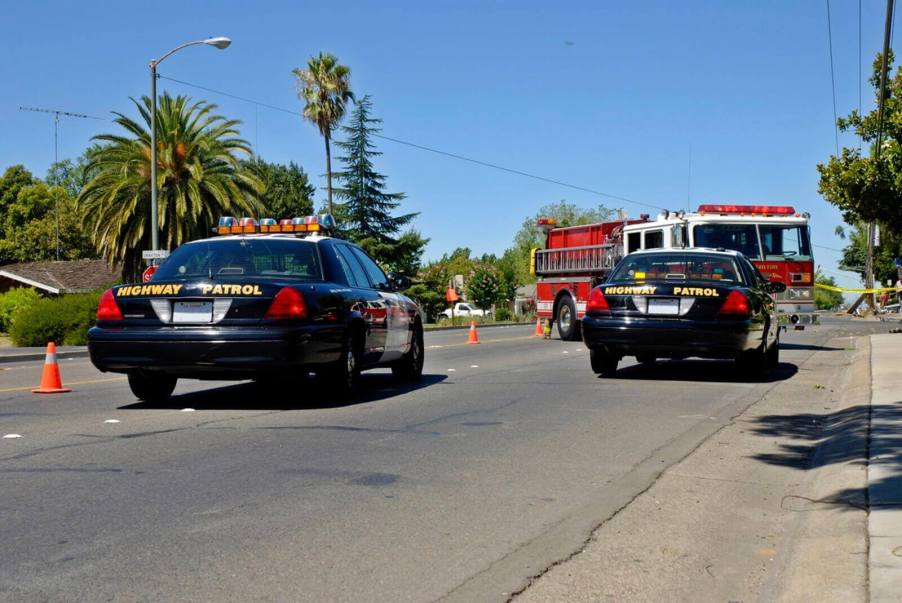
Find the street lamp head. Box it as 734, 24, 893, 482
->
204, 37, 232, 49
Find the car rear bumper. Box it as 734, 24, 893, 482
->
581, 315, 759, 359
87, 324, 341, 378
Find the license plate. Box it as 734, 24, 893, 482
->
647, 298, 680, 316
172, 301, 213, 323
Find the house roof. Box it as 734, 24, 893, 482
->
0, 259, 120, 294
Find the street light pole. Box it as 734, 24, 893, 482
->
148, 37, 231, 252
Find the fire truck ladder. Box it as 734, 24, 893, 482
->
535, 244, 621, 275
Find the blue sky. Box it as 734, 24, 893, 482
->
0, 1, 891, 287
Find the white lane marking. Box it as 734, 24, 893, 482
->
470, 365, 480, 368
447, 368, 456, 372
562, 351, 569, 354
104, 419, 121, 424
3, 434, 23, 439
181, 408, 196, 412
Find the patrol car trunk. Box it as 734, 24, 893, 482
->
110, 279, 298, 326
601, 281, 731, 320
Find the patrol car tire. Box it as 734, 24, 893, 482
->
127, 371, 177, 403
590, 348, 618, 376
328, 328, 362, 398
737, 342, 768, 380
557, 296, 581, 341
767, 335, 780, 368
392, 321, 424, 382
636, 354, 656, 366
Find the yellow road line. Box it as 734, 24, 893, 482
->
0, 376, 125, 394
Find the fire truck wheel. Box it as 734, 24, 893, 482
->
556, 295, 581, 341
590, 348, 618, 376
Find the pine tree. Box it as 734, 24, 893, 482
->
333, 95, 427, 275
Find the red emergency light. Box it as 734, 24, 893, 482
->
697, 204, 796, 216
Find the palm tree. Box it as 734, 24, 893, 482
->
292, 52, 354, 215
78, 94, 262, 279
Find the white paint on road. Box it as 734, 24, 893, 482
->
181, 408, 196, 412
104, 419, 121, 424
447, 368, 456, 372
3, 433, 22, 439
562, 351, 569, 354
470, 365, 480, 368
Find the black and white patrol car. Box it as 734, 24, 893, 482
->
88, 216, 424, 401
581, 248, 785, 378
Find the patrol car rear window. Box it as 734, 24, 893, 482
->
609, 253, 745, 285
153, 239, 323, 281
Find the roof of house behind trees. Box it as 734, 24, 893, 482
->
0, 259, 119, 294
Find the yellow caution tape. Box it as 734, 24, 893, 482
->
815, 283, 902, 294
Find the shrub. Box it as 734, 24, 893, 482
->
0, 287, 42, 332
494, 307, 512, 322
9, 291, 101, 346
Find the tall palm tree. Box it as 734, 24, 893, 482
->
293, 52, 354, 215
78, 94, 262, 279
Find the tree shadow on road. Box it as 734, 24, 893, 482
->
750, 402, 902, 510
609, 359, 798, 383
118, 373, 448, 411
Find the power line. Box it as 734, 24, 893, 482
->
157, 74, 666, 211
826, 0, 840, 156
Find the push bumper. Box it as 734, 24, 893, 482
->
87, 324, 342, 377
581, 316, 759, 359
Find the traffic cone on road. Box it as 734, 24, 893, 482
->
32, 342, 71, 394
467, 321, 480, 345
534, 317, 543, 337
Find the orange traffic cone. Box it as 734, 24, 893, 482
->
534, 317, 544, 337
32, 342, 71, 394
467, 321, 480, 345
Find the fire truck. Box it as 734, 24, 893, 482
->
533, 204, 816, 340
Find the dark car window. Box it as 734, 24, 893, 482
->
331, 245, 363, 287
350, 246, 389, 290
154, 239, 322, 280
692, 223, 761, 259
335, 245, 370, 288
609, 253, 746, 285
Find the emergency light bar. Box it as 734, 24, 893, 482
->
215, 215, 336, 235
697, 204, 796, 216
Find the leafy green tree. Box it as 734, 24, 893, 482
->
245, 158, 315, 218
293, 52, 354, 215
404, 283, 444, 323
46, 146, 102, 198
466, 266, 499, 311
835, 223, 901, 285
0, 166, 36, 223
818, 52, 902, 260
0, 183, 96, 262
78, 94, 262, 280
332, 95, 427, 274
814, 269, 844, 311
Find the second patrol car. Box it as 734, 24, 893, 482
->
88, 216, 424, 401
581, 248, 785, 378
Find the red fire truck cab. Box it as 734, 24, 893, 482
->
533, 205, 816, 340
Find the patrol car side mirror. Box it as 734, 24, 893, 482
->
388, 272, 411, 291
766, 281, 786, 294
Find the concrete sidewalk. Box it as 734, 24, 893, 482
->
0, 345, 89, 363
868, 333, 902, 601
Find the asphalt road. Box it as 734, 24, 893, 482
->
0, 319, 887, 602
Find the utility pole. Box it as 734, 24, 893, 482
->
848, 0, 893, 315
18, 106, 103, 260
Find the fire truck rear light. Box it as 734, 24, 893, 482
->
265, 287, 308, 320
697, 204, 795, 216
718, 290, 750, 318
97, 289, 123, 321
536, 217, 557, 227
586, 287, 610, 314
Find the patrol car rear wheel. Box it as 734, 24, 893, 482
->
327, 329, 362, 397
767, 335, 779, 368
127, 371, 177, 403
557, 296, 581, 341
590, 348, 618, 376
737, 342, 768, 379
392, 321, 424, 382
636, 354, 656, 366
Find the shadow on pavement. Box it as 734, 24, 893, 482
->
778, 342, 847, 352
751, 403, 902, 510
118, 373, 448, 411
609, 359, 798, 383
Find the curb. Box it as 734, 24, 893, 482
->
0, 349, 90, 364
424, 323, 535, 332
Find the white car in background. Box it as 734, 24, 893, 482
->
442, 302, 490, 319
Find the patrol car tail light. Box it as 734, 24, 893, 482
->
264, 287, 308, 320
718, 290, 750, 318
586, 287, 610, 314
97, 289, 123, 321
